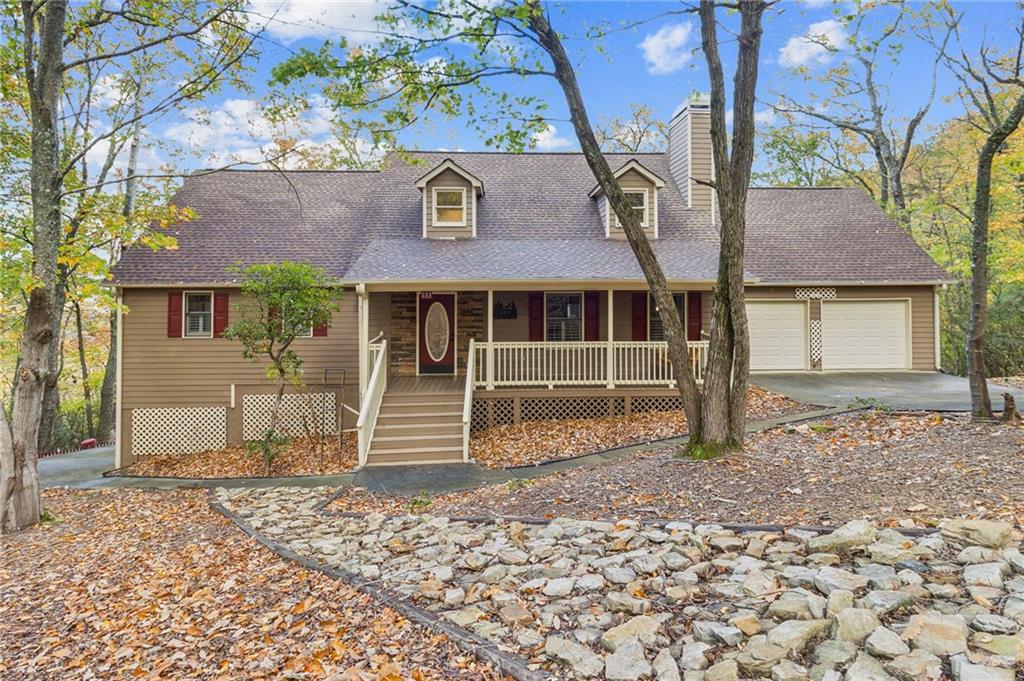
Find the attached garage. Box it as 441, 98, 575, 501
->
821, 300, 910, 370
747, 301, 809, 371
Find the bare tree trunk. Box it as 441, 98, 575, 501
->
96, 309, 117, 441
73, 300, 94, 437
37, 280, 66, 452
526, 5, 704, 440
697, 0, 765, 449
2, 0, 67, 533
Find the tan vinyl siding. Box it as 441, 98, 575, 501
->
668, 112, 689, 205
424, 168, 474, 238
368, 292, 391, 339
120, 287, 360, 461
607, 169, 658, 240
745, 285, 936, 370
687, 111, 713, 211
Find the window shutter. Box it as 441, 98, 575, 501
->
213, 292, 229, 337
312, 319, 328, 337
584, 291, 599, 341
631, 292, 648, 341
686, 291, 702, 341
528, 292, 544, 341
167, 290, 183, 338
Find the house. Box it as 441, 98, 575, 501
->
110, 94, 951, 469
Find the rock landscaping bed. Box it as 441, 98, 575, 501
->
469, 387, 814, 469
0, 488, 499, 679
334, 412, 1024, 526
113, 435, 357, 478
219, 486, 1024, 680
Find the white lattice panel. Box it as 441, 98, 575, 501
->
131, 407, 227, 456
795, 287, 837, 300
242, 392, 337, 440
810, 319, 823, 363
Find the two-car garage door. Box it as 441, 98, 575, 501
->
747, 299, 910, 371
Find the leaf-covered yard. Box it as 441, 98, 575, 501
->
0, 488, 500, 680
333, 411, 1024, 527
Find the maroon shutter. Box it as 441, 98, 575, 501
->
584, 291, 600, 341
312, 319, 328, 337
686, 291, 702, 341
167, 290, 183, 338
528, 292, 544, 341
631, 292, 648, 341
213, 292, 229, 337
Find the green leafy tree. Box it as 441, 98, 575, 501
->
223, 262, 338, 473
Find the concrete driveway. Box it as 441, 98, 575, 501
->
39, 446, 115, 488
752, 371, 1024, 412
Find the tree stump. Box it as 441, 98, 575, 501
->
1002, 393, 1020, 423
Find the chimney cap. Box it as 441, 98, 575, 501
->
671, 92, 711, 119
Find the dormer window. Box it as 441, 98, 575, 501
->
433, 187, 467, 227
615, 189, 649, 228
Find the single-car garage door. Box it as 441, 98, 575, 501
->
821, 300, 909, 370
747, 301, 808, 371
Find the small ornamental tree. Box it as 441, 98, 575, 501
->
223, 262, 338, 472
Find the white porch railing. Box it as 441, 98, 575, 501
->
473, 340, 709, 389
462, 339, 475, 461
368, 341, 385, 370
356, 339, 388, 466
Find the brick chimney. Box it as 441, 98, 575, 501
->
668, 93, 713, 211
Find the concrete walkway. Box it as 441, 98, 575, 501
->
752, 371, 1024, 412
39, 446, 114, 489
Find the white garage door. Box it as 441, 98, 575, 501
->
821, 300, 909, 370
747, 301, 808, 371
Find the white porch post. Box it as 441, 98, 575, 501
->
486, 289, 495, 389
606, 289, 615, 388
357, 284, 369, 399
113, 289, 124, 468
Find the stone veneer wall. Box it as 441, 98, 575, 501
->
457, 292, 485, 374
389, 291, 485, 376
389, 292, 417, 376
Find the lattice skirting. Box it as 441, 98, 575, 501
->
471, 392, 684, 432
795, 286, 837, 300
242, 392, 337, 440
131, 407, 227, 457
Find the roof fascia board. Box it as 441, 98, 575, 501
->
415, 158, 484, 195
589, 159, 667, 198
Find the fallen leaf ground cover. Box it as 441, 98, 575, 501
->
333, 411, 1024, 527
0, 488, 501, 680
115, 435, 358, 479
469, 386, 812, 468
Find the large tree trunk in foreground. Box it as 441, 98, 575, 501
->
695, 0, 765, 448
966, 92, 1024, 419
2, 0, 67, 533
527, 4, 704, 440
37, 279, 66, 452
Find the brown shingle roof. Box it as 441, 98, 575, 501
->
111, 151, 950, 286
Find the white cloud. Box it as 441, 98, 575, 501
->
800, 0, 833, 7
249, 0, 391, 44
532, 124, 573, 151
639, 23, 694, 75
778, 19, 847, 68
724, 108, 777, 128
164, 97, 340, 167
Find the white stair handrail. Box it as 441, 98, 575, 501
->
356, 339, 388, 467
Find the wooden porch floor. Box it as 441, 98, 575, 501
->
388, 375, 466, 394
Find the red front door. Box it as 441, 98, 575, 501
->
418, 293, 456, 374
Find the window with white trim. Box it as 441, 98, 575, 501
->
433, 187, 466, 226
649, 293, 684, 342
615, 189, 648, 228
184, 292, 213, 337
546, 293, 582, 341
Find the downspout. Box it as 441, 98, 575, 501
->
357, 284, 369, 399
114, 288, 124, 468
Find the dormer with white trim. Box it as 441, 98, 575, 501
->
416, 158, 484, 239
589, 159, 665, 239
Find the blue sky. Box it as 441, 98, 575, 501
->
152, 1, 1024, 168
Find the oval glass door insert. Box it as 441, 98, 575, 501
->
424, 301, 450, 362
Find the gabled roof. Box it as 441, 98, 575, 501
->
110, 151, 952, 287
588, 159, 666, 198
415, 158, 484, 195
